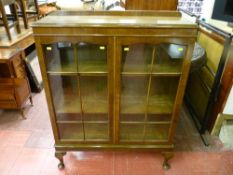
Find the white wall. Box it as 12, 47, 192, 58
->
200, 0, 215, 22
178, 0, 216, 21
223, 85, 233, 115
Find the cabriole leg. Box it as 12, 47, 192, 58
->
20, 109, 26, 120
162, 152, 173, 170
29, 96, 33, 106
55, 151, 66, 169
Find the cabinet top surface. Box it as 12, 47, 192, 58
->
0, 49, 22, 61
32, 10, 197, 28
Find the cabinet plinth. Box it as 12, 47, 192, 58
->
32, 10, 197, 169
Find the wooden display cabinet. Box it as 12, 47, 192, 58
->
32, 11, 197, 169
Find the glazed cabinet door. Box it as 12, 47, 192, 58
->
116, 38, 189, 143
42, 37, 113, 143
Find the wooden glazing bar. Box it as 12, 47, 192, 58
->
143, 47, 157, 141
74, 44, 86, 140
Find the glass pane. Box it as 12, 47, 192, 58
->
44, 42, 76, 73
84, 114, 108, 122
80, 76, 108, 113
147, 114, 171, 122
76, 43, 107, 73
58, 123, 84, 140
120, 114, 144, 122
145, 124, 169, 140
122, 43, 186, 74
120, 124, 144, 141
56, 113, 82, 121
85, 123, 109, 140
148, 77, 179, 114
49, 75, 81, 115
121, 76, 148, 114
152, 44, 186, 74
122, 44, 152, 73
80, 76, 109, 142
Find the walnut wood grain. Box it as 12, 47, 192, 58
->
33, 10, 197, 169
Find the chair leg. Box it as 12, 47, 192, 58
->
18, 0, 29, 29
10, 3, 21, 34
1, 5, 12, 41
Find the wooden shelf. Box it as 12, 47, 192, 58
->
79, 62, 108, 73
47, 62, 108, 75
120, 123, 170, 141
145, 123, 170, 141
121, 95, 174, 114
50, 75, 108, 114
58, 122, 109, 141
148, 95, 174, 114
121, 63, 182, 76
53, 86, 108, 114
120, 113, 172, 122
85, 123, 109, 140
58, 123, 84, 140
55, 96, 108, 114
55, 96, 81, 113
83, 98, 108, 113
120, 121, 171, 124
57, 121, 109, 124
56, 113, 108, 122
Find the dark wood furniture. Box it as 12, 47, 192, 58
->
185, 19, 233, 142
32, 10, 197, 170
209, 41, 233, 131
0, 49, 32, 118
0, 0, 21, 41
125, 0, 178, 10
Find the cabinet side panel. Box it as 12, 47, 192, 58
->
168, 42, 196, 142
34, 37, 60, 142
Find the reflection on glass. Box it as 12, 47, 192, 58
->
121, 76, 148, 114
122, 43, 186, 74
49, 75, 81, 114
120, 114, 145, 122
56, 113, 82, 121
80, 76, 108, 113
122, 44, 152, 73
85, 123, 109, 140
77, 43, 107, 73
45, 41, 109, 142
44, 42, 108, 74
120, 124, 144, 141
44, 42, 76, 73
83, 114, 108, 122
58, 123, 84, 140
147, 114, 171, 122
145, 124, 169, 140
80, 75, 109, 141
120, 43, 184, 142
147, 77, 179, 114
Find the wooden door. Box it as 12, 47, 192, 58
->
115, 37, 191, 144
